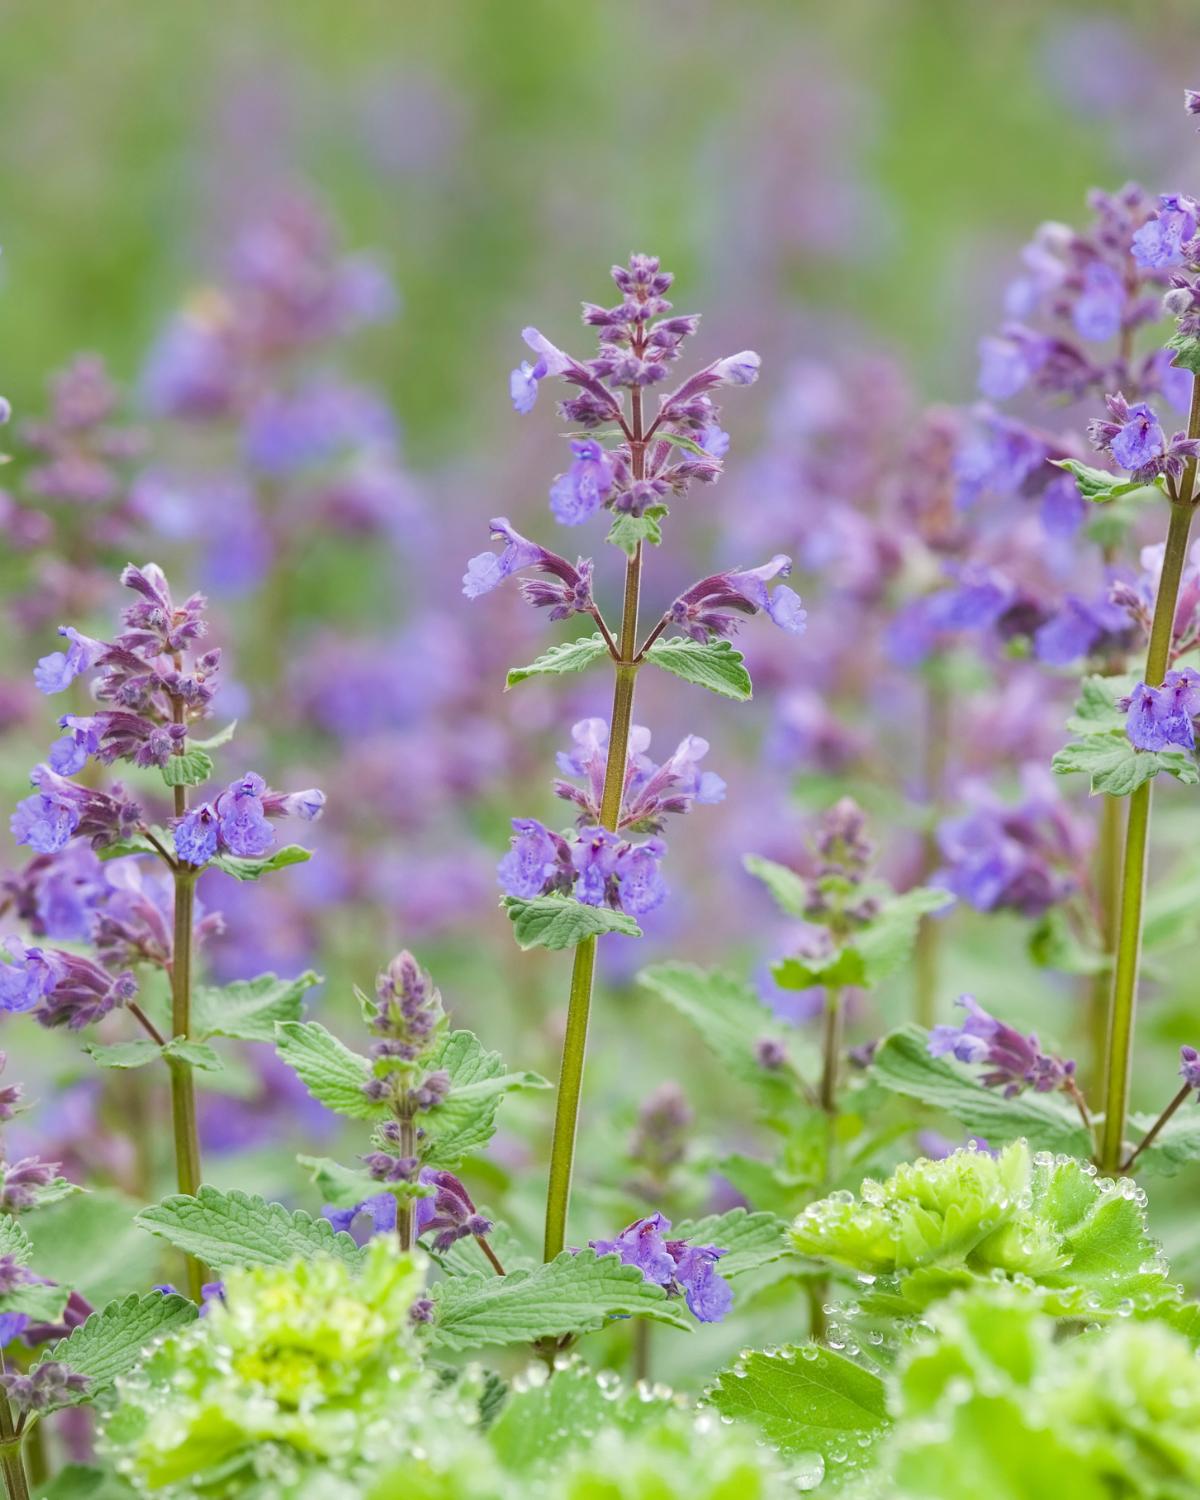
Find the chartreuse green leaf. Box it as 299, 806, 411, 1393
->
707, 1345, 888, 1475
645, 637, 752, 700
503, 893, 641, 949
210, 844, 313, 881
743, 854, 809, 917
420, 1029, 550, 1166
30, 1292, 198, 1412
870, 1025, 1090, 1155
192, 969, 320, 1042
1052, 457, 1161, 502
273, 1020, 385, 1120
159, 748, 213, 789
488, 1356, 673, 1474
430, 1248, 691, 1350
506, 634, 609, 688
134, 1187, 366, 1270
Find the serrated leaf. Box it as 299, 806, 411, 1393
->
1066, 674, 1137, 734
85, 1038, 222, 1072
190, 721, 237, 751
296, 1155, 390, 1208
669, 1208, 790, 1278
855, 886, 955, 985
870, 1025, 1090, 1155
505, 634, 609, 689
744, 854, 808, 918
192, 970, 320, 1043
502, 894, 641, 950
607, 508, 666, 557
421, 1030, 550, 1166
159, 748, 213, 789
430, 1249, 691, 1350
162, 1038, 223, 1071
209, 844, 313, 882
1052, 733, 1181, 796
1168, 330, 1200, 376
489, 1356, 673, 1474
30, 1292, 198, 1412
646, 637, 752, 701
708, 1345, 888, 1466
1127, 1108, 1200, 1176
0, 1282, 69, 1322
135, 1186, 366, 1270
431, 1215, 535, 1278
0, 1216, 31, 1266
274, 1020, 384, 1120
1051, 457, 1156, 503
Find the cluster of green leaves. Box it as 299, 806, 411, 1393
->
1053, 673, 1198, 797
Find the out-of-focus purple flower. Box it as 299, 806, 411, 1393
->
1110, 400, 1164, 472
463, 518, 594, 621
628, 1082, 692, 1180
549, 438, 616, 526
978, 331, 1046, 400
554, 719, 725, 833
1033, 591, 1130, 666
0, 1363, 90, 1415
0, 938, 136, 1031
1180, 1044, 1200, 1095
954, 409, 1048, 508
1121, 668, 1200, 751
0, 1056, 24, 1124
324, 1193, 398, 1245
929, 995, 1075, 1097
1131, 193, 1199, 271
33, 628, 104, 695
589, 1212, 732, 1323
1073, 260, 1126, 342
668, 555, 806, 640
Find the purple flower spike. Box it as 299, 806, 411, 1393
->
33, 628, 104, 695
929, 995, 1075, 1098
589, 1213, 732, 1323
669, 555, 806, 641
1180, 1045, 1200, 1095
12, 766, 141, 856
1121, 669, 1200, 751
463, 518, 594, 621
549, 439, 615, 526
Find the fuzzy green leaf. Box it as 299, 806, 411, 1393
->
421, 1029, 550, 1166
743, 854, 809, 917
669, 1208, 790, 1278
96, 830, 166, 862
1065, 674, 1137, 734
1126, 1108, 1200, 1176
1052, 732, 1197, 796
856, 886, 955, 985
273, 1020, 384, 1120
506, 634, 610, 688
1167, 330, 1200, 376
645, 637, 752, 701
209, 844, 313, 882
707, 1345, 888, 1468
135, 1186, 365, 1270
0, 1216, 32, 1266
37, 1464, 138, 1499
502, 894, 641, 950
30, 1292, 198, 1412
85, 1038, 222, 1072
1051, 458, 1157, 503
192, 969, 320, 1043
430, 1249, 691, 1351
607, 508, 666, 556
159, 748, 213, 789
0, 1282, 70, 1322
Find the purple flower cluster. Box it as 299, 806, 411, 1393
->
554, 718, 725, 833
666, 555, 806, 640
1121, 668, 1200, 751
174, 772, 324, 867
11, 765, 142, 857
498, 818, 666, 918
589, 1212, 731, 1323
1087, 391, 1200, 483
0, 1363, 89, 1416
462, 518, 595, 622
324, 1166, 490, 1253
929, 995, 1076, 1098
0, 938, 137, 1031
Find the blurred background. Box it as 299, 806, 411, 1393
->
2, 0, 1200, 1383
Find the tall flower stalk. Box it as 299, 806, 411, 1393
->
470, 255, 804, 1262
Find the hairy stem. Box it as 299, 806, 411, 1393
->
1088, 792, 1122, 1090
543, 379, 647, 1262
1099, 382, 1198, 1172
0, 1391, 28, 1500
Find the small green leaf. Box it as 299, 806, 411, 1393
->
159, 748, 213, 789
1126, 1108, 1200, 1176
273, 1020, 384, 1120
1028, 908, 1108, 976
607, 508, 667, 557
652, 430, 711, 458
669, 1208, 790, 1278
1168, 330, 1200, 376
1066, 674, 1137, 734
430, 1249, 691, 1351
189, 720, 237, 751
502, 894, 641, 950
773, 947, 867, 991
192, 970, 320, 1043
0, 1216, 32, 1266
296, 1155, 388, 1208
161, 1038, 223, 1072
1051, 457, 1158, 503
506, 634, 610, 689
707, 1345, 889, 1466
0, 1282, 70, 1323
96, 830, 166, 863
855, 885, 955, 986
209, 845, 313, 882
646, 637, 752, 700
135, 1186, 366, 1270
1053, 733, 1197, 796
31, 1292, 198, 1412
744, 854, 808, 918
84, 1040, 162, 1071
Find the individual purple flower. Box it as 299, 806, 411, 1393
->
11, 765, 141, 856
977, 330, 1046, 400
554, 720, 725, 832
712, 351, 761, 387
48, 716, 103, 776
413, 1168, 492, 1251
668, 555, 806, 641
215, 773, 274, 858
549, 439, 616, 525
1131, 193, 1199, 271
0, 942, 57, 1015
572, 827, 667, 916
0, 1056, 24, 1124
0, 939, 136, 1031
33, 628, 104, 695
1180, 1045, 1200, 1095
510, 359, 546, 414
463, 518, 594, 621
324, 1193, 398, 1245
1121, 668, 1200, 751
929, 995, 1075, 1097
589, 1213, 732, 1324
1033, 591, 1129, 666
173, 804, 219, 866
497, 818, 574, 900
1087, 393, 1172, 477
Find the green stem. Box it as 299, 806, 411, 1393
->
1121, 1082, 1191, 1173
809, 986, 844, 1342
397, 1100, 416, 1252
1099, 451, 1197, 1172
1088, 792, 1122, 1091
169, 860, 205, 1300
914, 675, 948, 1028
0, 1392, 29, 1500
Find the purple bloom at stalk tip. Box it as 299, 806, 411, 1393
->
549, 438, 615, 526
33, 628, 103, 695
1180, 1045, 1200, 1094
1121, 668, 1200, 751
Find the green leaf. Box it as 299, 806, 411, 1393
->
1052, 732, 1197, 796
855, 886, 955, 986
1051, 457, 1157, 503
0, 1282, 70, 1322
669, 1208, 790, 1278
0, 1215, 32, 1266
95, 831, 165, 862
743, 854, 808, 918
159, 748, 213, 789
85, 1038, 222, 1073
273, 1020, 384, 1120
607, 508, 666, 557
1127, 1108, 1200, 1176
190, 720, 237, 751
489, 1356, 673, 1474
1168, 330, 1200, 376
652, 430, 711, 458
162, 1038, 223, 1071
430, 1249, 691, 1351
870, 1025, 1091, 1156
22, 1191, 164, 1307
38, 1464, 138, 1499
296, 1155, 391, 1208
645, 637, 752, 701
707, 1345, 889, 1469
31, 1292, 198, 1412
421, 1030, 550, 1166
1028, 908, 1108, 976
1065, 674, 1136, 735
209, 845, 313, 882
135, 1187, 366, 1270
502, 894, 641, 950
505, 634, 610, 689
192, 970, 320, 1043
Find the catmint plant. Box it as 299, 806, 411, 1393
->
472, 253, 803, 1262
